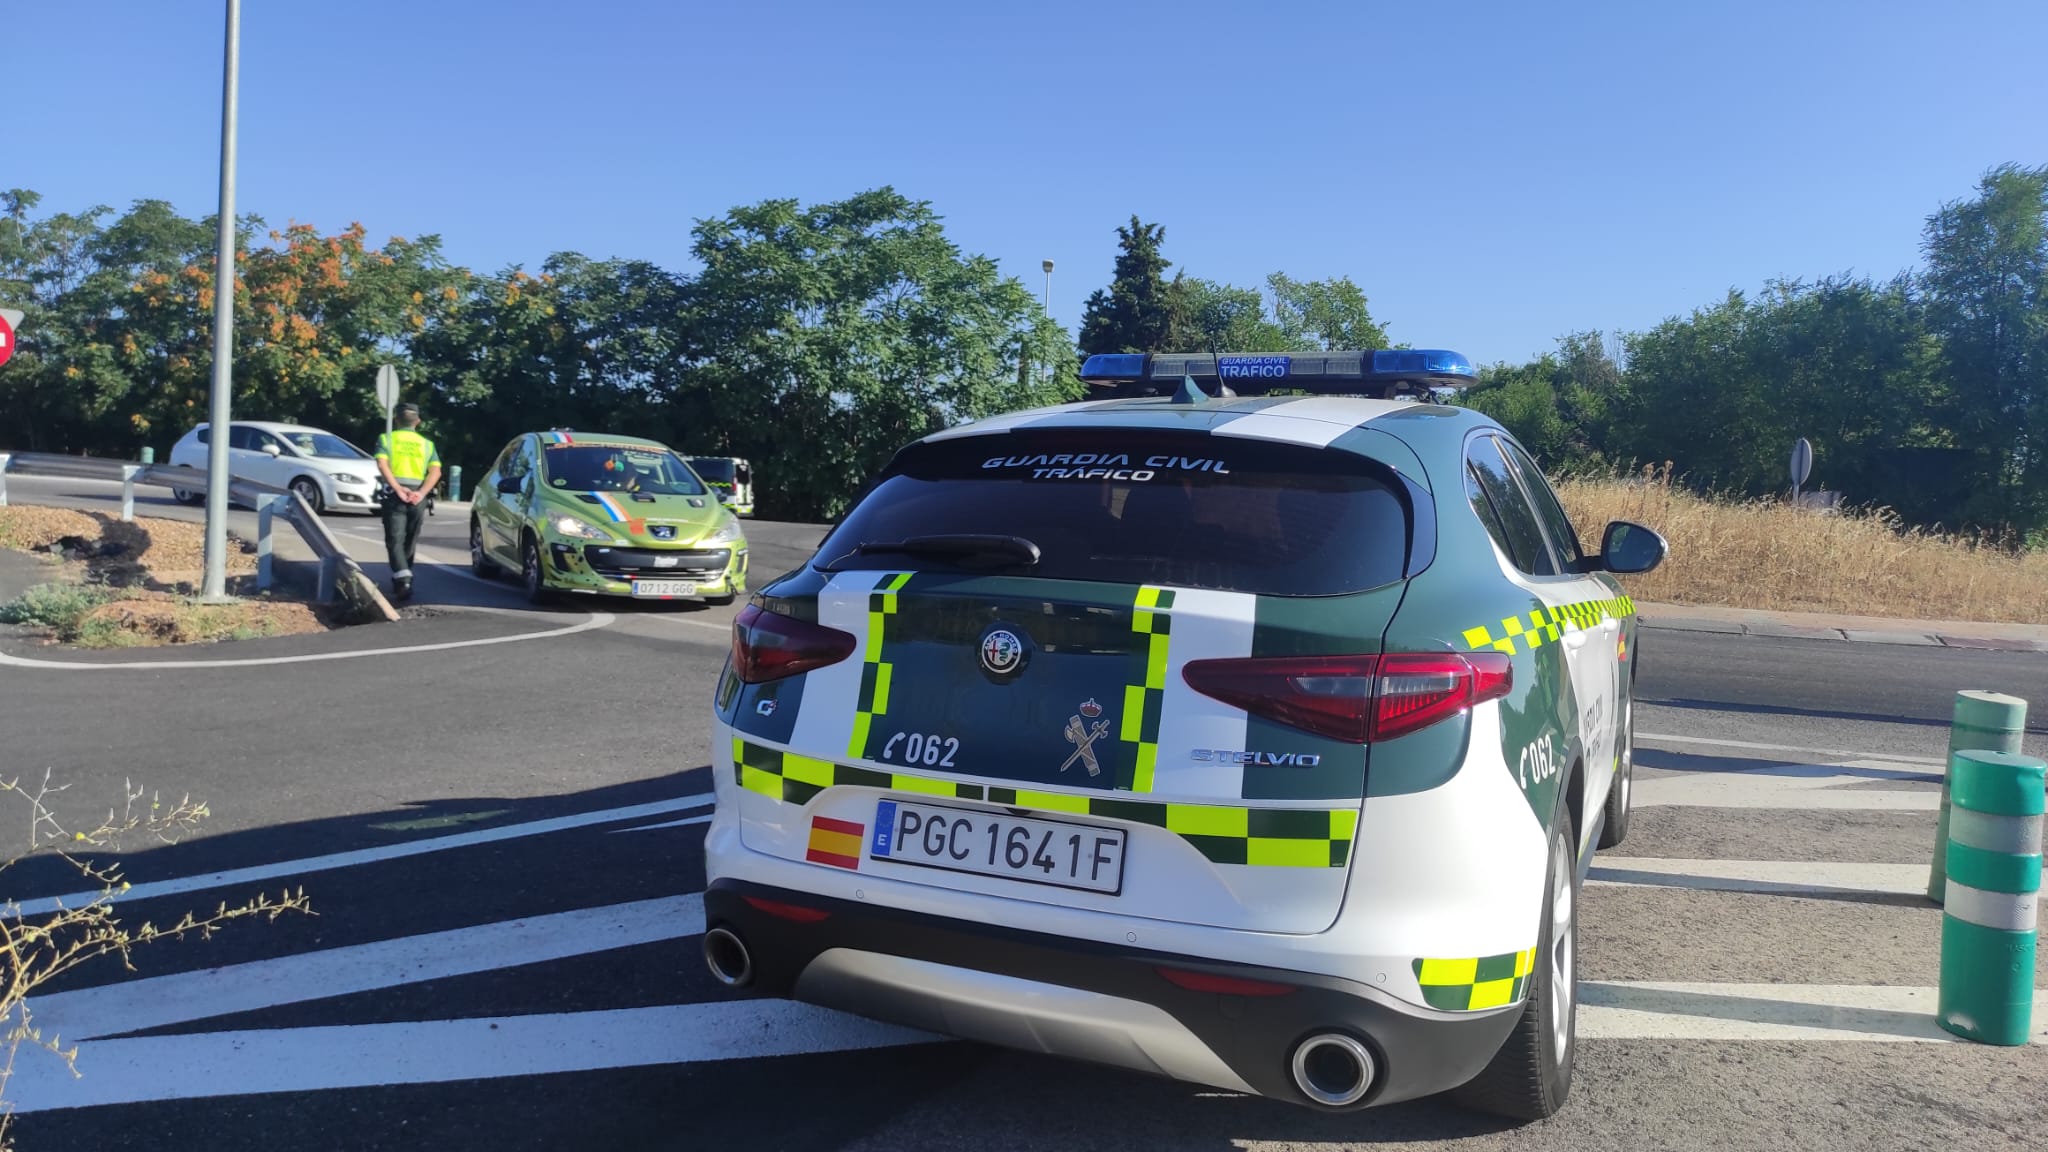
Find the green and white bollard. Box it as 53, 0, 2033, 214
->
447, 464, 462, 503
1937, 748, 2045, 1045
1929, 692, 2029, 902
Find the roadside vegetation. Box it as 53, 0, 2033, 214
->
0, 772, 309, 1143
0, 507, 330, 648
1558, 467, 2048, 623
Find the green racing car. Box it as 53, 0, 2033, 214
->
469, 430, 748, 604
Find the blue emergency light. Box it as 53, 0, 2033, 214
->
1077, 349, 1477, 399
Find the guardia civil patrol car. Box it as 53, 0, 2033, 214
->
701, 350, 1667, 1120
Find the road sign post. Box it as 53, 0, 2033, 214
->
201, 0, 242, 603
375, 364, 400, 437
1929, 692, 2029, 901
0, 307, 21, 369
1936, 748, 2044, 1045
1789, 437, 1813, 505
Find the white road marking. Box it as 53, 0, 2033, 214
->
1587, 857, 2004, 900
6, 1000, 936, 1113
0, 610, 616, 670
25, 895, 706, 1042
6, 793, 710, 918
1580, 982, 2048, 1043
1633, 764, 1940, 810
1637, 730, 1944, 768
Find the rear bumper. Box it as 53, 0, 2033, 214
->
704, 878, 1519, 1109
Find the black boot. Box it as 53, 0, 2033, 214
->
393, 577, 412, 602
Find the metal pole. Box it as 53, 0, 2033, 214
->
200, 0, 241, 602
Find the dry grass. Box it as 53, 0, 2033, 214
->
0, 506, 257, 586
1555, 467, 2048, 623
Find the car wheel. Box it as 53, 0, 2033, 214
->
470, 518, 497, 578
705, 592, 735, 606
171, 467, 204, 505
1597, 696, 1633, 849
289, 476, 324, 515
521, 536, 551, 605
1454, 822, 1577, 1121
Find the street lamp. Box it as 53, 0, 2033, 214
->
200, 0, 241, 601
1041, 259, 1054, 315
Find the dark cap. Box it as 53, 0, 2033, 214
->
395, 402, 420, 416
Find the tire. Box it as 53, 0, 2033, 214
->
1454, 823, 1578, 1121
705, 592, 736, 606
1597, 695, 1633, 849
171, 468, 204, 506
470, 517, 498, 578
289, 476, 325, 515
521, 535, 551, 605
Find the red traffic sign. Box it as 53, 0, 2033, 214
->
0, 308, 18, 369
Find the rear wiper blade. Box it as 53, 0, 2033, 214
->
831, 534, 1042, 569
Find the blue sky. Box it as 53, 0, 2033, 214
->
11, 1, 2046, 366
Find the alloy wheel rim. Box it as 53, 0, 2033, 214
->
292, 479, 318, 509
471, 523, 484, 567
1550, 833, 1575, 1063
525, 545, 540, 593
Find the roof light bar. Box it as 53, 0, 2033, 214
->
1077, 350, 1477, 398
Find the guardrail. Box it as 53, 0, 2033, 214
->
0, 451, 398, 622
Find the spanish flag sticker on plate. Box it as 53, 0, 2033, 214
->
806, 815, 865, 870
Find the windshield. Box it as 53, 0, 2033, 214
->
542, 444, 707, 496
817, 429, 1413, 596
690, 458, 736, 483
281, 430, 369, 459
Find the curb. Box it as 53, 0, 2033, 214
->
1639, 605, 2048, 654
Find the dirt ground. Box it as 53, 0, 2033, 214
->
0, 507, 335, 647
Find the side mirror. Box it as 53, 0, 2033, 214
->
496, 475, 523, 495
1599, 520, 1668, 575
261, 443, 282, 457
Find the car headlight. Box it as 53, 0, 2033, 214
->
701, 519, 745, 546
327, 471, 364, 484
551, 515, 615, 541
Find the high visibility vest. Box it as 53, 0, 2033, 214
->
377, 429, 441, 484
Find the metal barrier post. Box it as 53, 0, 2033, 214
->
1937, 748, 2045, 1045
447, 464, 462, 503
316, 555, 339, 603
1930, 692, 2029, 902
256, 494, 284, 591
120, 464, 140, 522
0, 453, 10, 507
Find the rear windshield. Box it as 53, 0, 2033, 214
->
690, 458, 736, 482
817, 429, 1412, 596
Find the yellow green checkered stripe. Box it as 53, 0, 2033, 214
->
1413, 947, 1537, 1011
1123, 586, 1174, 793
733, 739, 1357, 868
848, 572, 913, 757
1463, 594, 1637, 656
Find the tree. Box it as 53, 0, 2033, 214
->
1078, 217, 1191, 355
677, 188, 1078, 519
1920, 163, 2048, 530
1268, 273, 1390, 351
1177, 278, 1290, 352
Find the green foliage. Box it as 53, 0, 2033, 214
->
1078, 217, 1192, 355
0, 583, 112, 637
3, 187, 1069, 522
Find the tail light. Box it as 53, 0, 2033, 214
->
1181, 652, 1512, 743
731, 604, 857, 684
743, 895, 831, 923
1155, 967, 1296, 997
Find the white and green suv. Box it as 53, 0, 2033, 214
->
700, 350, 1666, 1120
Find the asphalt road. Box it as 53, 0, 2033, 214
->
2, 476, 2045, 1151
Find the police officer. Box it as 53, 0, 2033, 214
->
374, 402, 442, 602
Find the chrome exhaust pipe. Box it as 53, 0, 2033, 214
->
1291, 1033, 1376, 1108
703, 926, 754, 988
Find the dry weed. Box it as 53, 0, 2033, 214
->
1556, 466, 2048, 623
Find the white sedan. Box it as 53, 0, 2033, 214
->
167, 421, 383, 515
